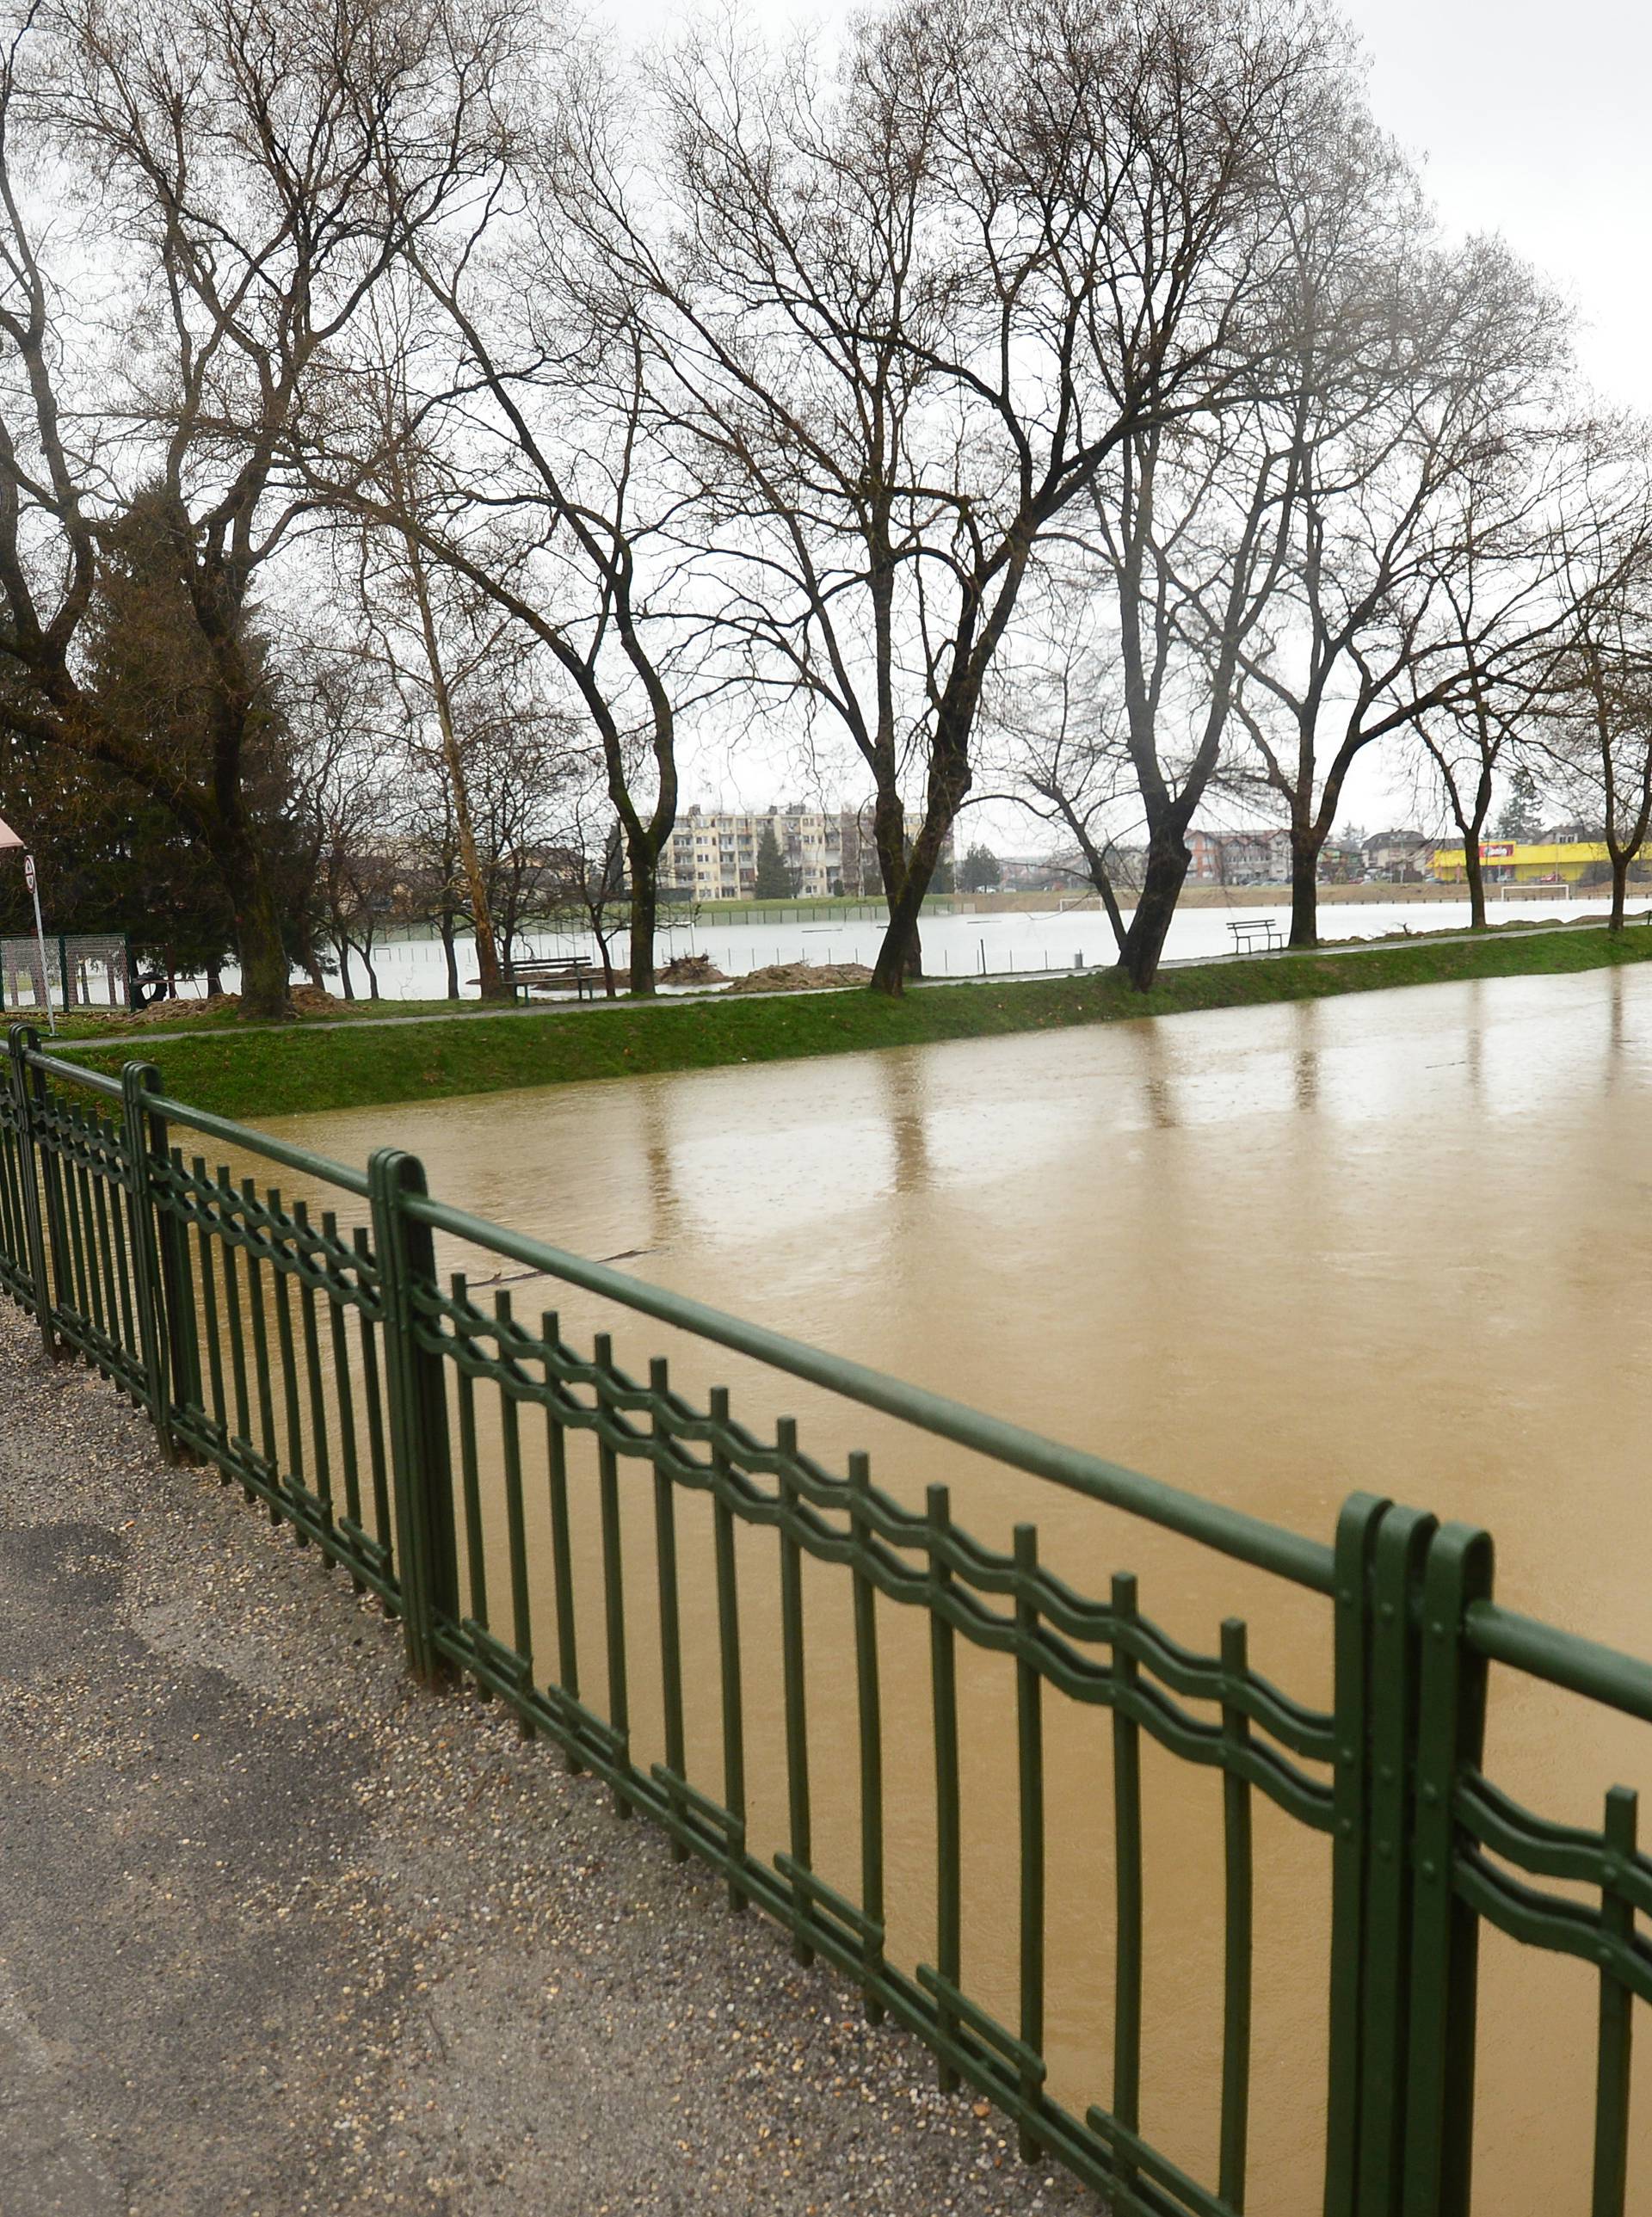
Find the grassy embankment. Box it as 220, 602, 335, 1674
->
50, 919, 1652, 1124
46, 996, 467, 1041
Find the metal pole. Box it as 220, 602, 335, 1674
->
22, 854, 53, 1036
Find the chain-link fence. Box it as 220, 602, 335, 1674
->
0, 933, 132, 1013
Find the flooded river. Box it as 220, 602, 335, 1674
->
254, 965, 1652, 2209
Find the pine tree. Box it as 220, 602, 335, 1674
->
0, 490, 313, 989
753, 820, 794, 896
959, 842, 1002, 891
1495, 766, 1543, 842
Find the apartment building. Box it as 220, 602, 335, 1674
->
1187, 826, 1293, 884
665, 804, 952, 899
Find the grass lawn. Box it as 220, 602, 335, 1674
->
46, 920, 1652, 1124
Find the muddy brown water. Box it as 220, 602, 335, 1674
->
225, 966, 1652, 2211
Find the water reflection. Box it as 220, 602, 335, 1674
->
258, 965, 1652, 2208
639, 1081, 684, 1253
877, 1050, 934, 1197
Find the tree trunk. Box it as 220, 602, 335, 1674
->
1288, 831, 1318, 949
627, 833, 658, 995
399, 522, 510, 1002
336, 940, 354, 1000
871, 738, 973, 995
206, 962, 223, 998
872, 798, 960, 996
872, 875, 922, 995
1611, 858, 1627, 931
439, 910, 459, 1000
871, 787, 922, 985
1464, 844, 1487, 932
1116, 831, 1191, 991
231, 845, 291, 1019
1091, 867, 1128, 955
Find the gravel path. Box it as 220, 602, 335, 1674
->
0, 1302, 1094, 2217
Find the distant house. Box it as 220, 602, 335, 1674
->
1044, 843, 1146, 893
997, 854, 1069, 892
1317, 840, 1365, 884
1362, 830, 1429, 881
1187, 826, 1292, 885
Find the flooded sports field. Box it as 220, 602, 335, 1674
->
250, 965, 1652, 2209
146, 887, 1633, 1001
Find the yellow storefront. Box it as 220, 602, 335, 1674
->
1428, 840, 1610, 884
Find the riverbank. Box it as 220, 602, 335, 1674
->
0, 1300, 1086, 2217
58, 920, 1652, 1122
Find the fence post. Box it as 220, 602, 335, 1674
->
120, 1062, 180, 1456
1358, 1504, 1438, 2217
368, 1147, 459, 1685
9, 1020, 77, 1359
1400, 1522, 1494, 2217
121, 1060, 202, 1459
1323, 1490, 1390, 2217
1324, 1493, 1443, 2217
7, 1023, 59, 1357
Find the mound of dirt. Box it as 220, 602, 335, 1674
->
659, 953, 729, 986
726, 960, 872, 995
128, 991, 241, 1023
124, 983, 353, 1023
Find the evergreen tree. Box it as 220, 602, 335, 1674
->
0, 493, 315, 992
1495, 765, 1544, 842
959, 841, 1002, 891
753, 820, 794, 896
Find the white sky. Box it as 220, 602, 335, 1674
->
616, 0, 1646, 847
1341, 0, 1651, 413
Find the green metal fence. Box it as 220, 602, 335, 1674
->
1, 1019, 1648, 2214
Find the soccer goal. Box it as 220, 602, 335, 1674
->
1493, 880, 1571, 902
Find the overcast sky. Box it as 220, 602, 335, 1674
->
620, 0, 1643, 844
1340, 0, 1650, 411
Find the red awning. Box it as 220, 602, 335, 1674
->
0, 814, 22, 852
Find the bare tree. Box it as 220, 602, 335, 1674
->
299, 71, 711, 998
333, 291, 519, 1000
312, 749, 399, 999
982, 592, 1142, 949
1039, 77, 1422, 986
1409, 440, 1583, 928
0, 0, 513, 1015
398, 781, 470, 997
391, 654, 575, 982
1534, 428, 1652, 930
568, 0, 1347, 993
1060, 393, 1309, 985
540, 756, 629, 995
1234, 231, 1573, 945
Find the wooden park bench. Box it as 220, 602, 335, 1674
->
490, 957, 606, 1001
1227, 917, 1285, 955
